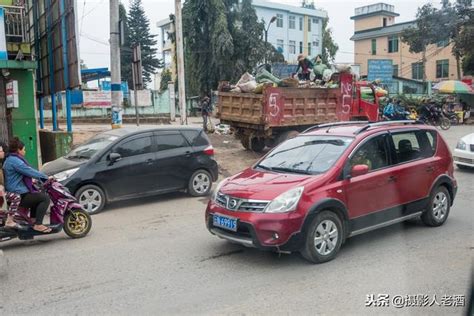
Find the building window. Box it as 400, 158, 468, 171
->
437, 39, 449, 48
371, 39, 377, 55
308, 19, 312, 32
299, 17, 303, 31
393, 64, 399, 77
388, 36, 399, 53
412, 62, 424, 80
299, 41, 303, 54
313, 40, 319, 48
276, 14, 283, 28
277, 39, 284, 53
289, 16, 296, 29
289, 41, 296, 54
436, 59, 449, 78
313, 18, 319, 24
383, 18, 387, 27
308, 42, 312, 56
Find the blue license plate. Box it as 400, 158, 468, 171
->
213, 214, 237, 232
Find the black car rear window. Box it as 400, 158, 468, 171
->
181, 130, 210, 147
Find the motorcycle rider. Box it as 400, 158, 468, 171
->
3, 137, 51, 233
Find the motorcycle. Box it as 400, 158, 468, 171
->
0, 179, 92, 242
443, 109, 460, 125
419, 105, 451, 130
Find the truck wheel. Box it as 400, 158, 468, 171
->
277, 130, 299, 145
240, 135, 250, 150
250, 137, 265, 152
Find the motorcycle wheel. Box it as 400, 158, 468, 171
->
64, 209, 92, 239
439, 117, 451, 130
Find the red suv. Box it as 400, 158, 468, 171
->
205, 121, 457, 263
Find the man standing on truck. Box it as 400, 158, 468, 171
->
295, 54, 314, 81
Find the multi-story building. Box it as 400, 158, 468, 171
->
350, 3, 461, 82
157, 17, 174, 70
252, 0, 327, 63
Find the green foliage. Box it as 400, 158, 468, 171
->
125, 0, 162, 87
462, 54, 474, 75
159, 69, 172, 92
183, 0, 272, 96
321, 18, 338, 65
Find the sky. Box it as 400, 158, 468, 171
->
77, 0, 442, 70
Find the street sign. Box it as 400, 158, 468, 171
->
367, 59, 393, 83
6, 81, 19, 108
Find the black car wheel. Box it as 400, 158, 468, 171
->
188, 170, 212, 197
75, 185, 106, 215
421, 186, 451, 227
301, 211, 343, 264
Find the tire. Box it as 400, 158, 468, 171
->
250, 137, 265, 153
276, 130, 299, 145
188, 169, 212, 197
75, 185, 106, 215
421, 186, 451, 227
63, 209, 92, 238
439, 117, 451, 130
457, 164, 469, 170
301, 211, 344, 264
240, 135, 250, 150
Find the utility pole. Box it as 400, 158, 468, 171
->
175, 0, 187, 125
110, 0, 122, 129
132, 44, 143, 126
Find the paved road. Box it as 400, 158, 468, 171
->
1, 126, 473, 315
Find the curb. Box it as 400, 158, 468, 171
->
0, 250, 7, 277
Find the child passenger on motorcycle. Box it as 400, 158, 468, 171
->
3, 138, 51, 233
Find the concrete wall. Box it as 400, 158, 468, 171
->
43, 90, 172, 119
354, 38, 460, 81
354, 15, 396, 32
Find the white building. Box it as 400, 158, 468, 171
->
156, 17, 174, 69
252, 0, 327, 63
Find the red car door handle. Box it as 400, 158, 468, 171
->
388, 176, 397, 182
426, 166, 434, 172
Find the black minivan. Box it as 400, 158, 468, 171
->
42, 126, 218, 214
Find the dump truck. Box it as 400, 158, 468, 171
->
217, 73, 381, 152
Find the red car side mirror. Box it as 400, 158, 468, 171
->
351, 164, 369, 178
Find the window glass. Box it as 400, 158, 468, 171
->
436, 59, 449, 78
371, 39, 376, 55
308, 42, 311, 56
412, 62, 424, 80
299, 17, 303, 30
257, 136, 354, 175
391, 131, 424, 163
289, 40, 296, 54
115, 136, 152, 158
350, 135, 389, 171
276, 14, 283, 28
313, 40, 319, 47
289, 16, 295, 29
393, 64, 399, 77
308, 18, 312, 32
277, 39, 284, 53
181, 130, 210, 147
388, 35, 399, 53
156, 134, 189, 151
299, 41, 303, 54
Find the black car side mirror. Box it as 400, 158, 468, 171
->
108, 152, 122, 164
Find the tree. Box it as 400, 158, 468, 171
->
183, 0, 234, 96
402, 0, 473, 80
462, 54, 474, 75
160, 69, 172, 92
119, 3, 132, 87
127, 0, 162, 87
321, 18, 338, 65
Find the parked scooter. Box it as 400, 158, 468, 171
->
418, 104, 451, 130
443, 109, 460, 125
0, 179, 92, 242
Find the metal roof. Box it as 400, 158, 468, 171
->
351, 21, 416, 41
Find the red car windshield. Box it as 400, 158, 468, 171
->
256, 135, 354, 175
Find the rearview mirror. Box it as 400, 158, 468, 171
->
108, 152, 122, 164
350, 164, 369, 178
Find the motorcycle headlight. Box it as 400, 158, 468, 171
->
211, 178, 228, 202
264, 187, 304, 213
456, 140, 466, 150
54, 168, 79, 182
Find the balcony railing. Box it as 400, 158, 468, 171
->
2, 5, 28, 43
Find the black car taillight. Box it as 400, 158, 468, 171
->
203, 145, 214, 156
